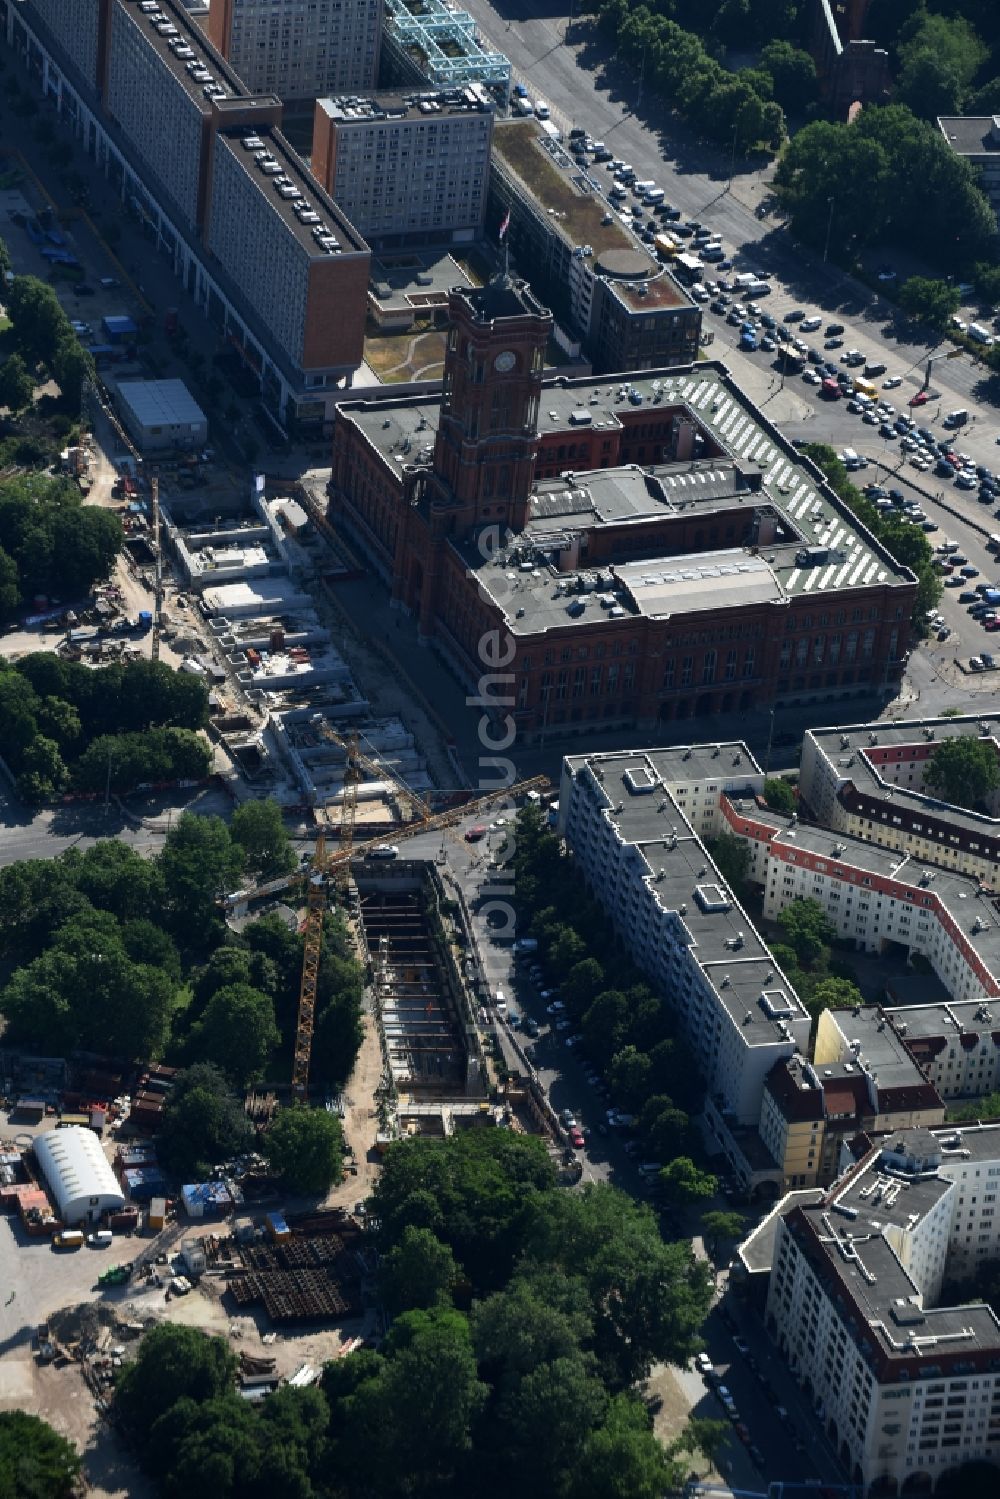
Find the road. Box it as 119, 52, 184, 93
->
0, 785, 235, 870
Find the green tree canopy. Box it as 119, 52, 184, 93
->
898, 276, 962, 328
378, 1225, 460, 1316
229, 798, 297, 881
115, 1323, 237, 1447
0, 352, 36, 414
157, 1063, 254, 1181
0, 1411, 81, 1498
759, 40, 818, 113
264, 1105, 344, 1196
160, 813, 243, 945
658, 1157, 718, 1205
190, 982, 279, 1087
777, 897, 835, 968
701, 1210, 747, 1259
762, 777, 796, 814
925, 736, 1000, 810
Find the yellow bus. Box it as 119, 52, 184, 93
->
654, 233, 679, 261
854, 378, 878, 399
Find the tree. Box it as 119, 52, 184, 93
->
343, 1308, 487, 1496
160, 813, 243, 944
582, 989, 631, 1061
61, 839, 164, 923
0, 352, 36, 413
561, 956, 605, 1013
658, 1157, 718, 1206
0, 545, 18, 617
808, 976, 864, 1019
671, 1416, 730, 1464
230, 798, 297, 881
898, 276, 962, 329
472, 1272, 594, 1392
777, 898, 835, 968
608, 1045, 652, 1112
0, 1410, 82, 1497
497, 1353, 608, 1489
158, 1063, 254, 1180
50, 335, 94, 414
570, 1393, 680, 1499
265, 1104, 344, 1196
897, 51, 964, 119
378, 1225, 460, 1315
521, 1184, 714, 1386
638, 1094, 692, 1159
190, 982, 279, 1086
762, 777, 796, 814
704, 834, 751, 898
926, 736, 1000, 810
115, 1324, 237, 1447
973, 261, 1000, 305
701, 1210, 746, 1260
759, 40, 818, 114
7, 276, 69, 364
15, 733, 67, 803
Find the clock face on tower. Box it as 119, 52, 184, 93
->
494, 350, 516, 373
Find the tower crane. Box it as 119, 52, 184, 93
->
150, 474, 163, 663
287, 717, 547, 1098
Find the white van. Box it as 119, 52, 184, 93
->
943, 409, 969, 428
88, 1230, 113, 1247
643, 188, 665, 205
366, 844, 399, 860
969, 323, 994, 345
733, 272, 757, 289
741, 278, 771, 296
633, 179, 655, 196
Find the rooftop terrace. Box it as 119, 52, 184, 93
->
493, 119, 652, 262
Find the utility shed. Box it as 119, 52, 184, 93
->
115, 379, 208, 454
34, 1127, 125, 1226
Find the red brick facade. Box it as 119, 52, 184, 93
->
328, 281, 915, 738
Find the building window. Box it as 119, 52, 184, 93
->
702, 649, 717, 685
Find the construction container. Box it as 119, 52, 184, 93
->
265, 1210, 290, 1242
147, 1197, 167, 1231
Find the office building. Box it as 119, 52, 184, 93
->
207, 0, 382, 102
329, 280, 916, 738
938, 116, 1000, 225
557, 746, 811, 1126
311, 87, 493, 245
4, 0, 370, 429
799, 717, 1000, 890
490, 118, 701, 371
758, 1125, 1000, 1496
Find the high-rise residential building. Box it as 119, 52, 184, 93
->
754, 1125, 1000, 1496
5, 0, 371, 429
205, 125, 369, 386
311, 87, 493, 246
556, 746, 812, 1126
207, 0, 382, 103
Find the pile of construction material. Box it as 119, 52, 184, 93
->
224, 1210, 366, 1325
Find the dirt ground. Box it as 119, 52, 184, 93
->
647, 1361, 723, 1487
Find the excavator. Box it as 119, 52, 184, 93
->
285, 719, 549, 1097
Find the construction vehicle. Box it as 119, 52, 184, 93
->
288, 728, 548, 1097
98, 1263, 131, 1287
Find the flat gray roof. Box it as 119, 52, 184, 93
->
317, 85, 494, 125
566, 750, 808, 1044
805, 716, 1000, 857
216, 126, 368, 259
117, 0, 247, 112
724, 793, 1000, 983
565, 742, 760, 788
336, 362, 912, 610
116, 378, 205, 428
617, 550, 783, 618
817, 1005, 931, 1093
885, 997, 998, 1041
938, 116, 1000, 157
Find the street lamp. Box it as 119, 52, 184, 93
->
822, 196, 835, 265
727, 109, 745, 194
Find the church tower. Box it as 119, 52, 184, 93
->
429, 277, 552, 534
